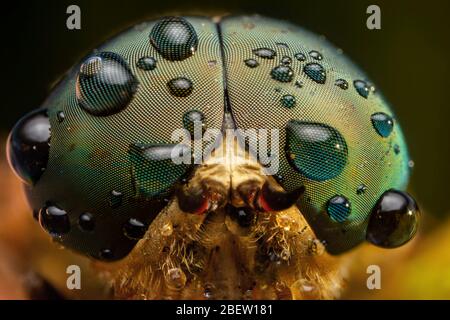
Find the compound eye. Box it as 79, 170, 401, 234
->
366, 189, 420, 248
7, 108, 50, 185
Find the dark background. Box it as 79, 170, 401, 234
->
1, 0, 449, 219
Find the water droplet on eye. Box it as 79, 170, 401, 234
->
281, 94, 296, 108
136, 56, 157, 70
78, 212, 95, 232
183, 110, 205, 140
356, 184, 367, 195
166, 268, 186, 290
366, 189, 420, 248
39, 204, 70, 236
371, 112, 394, 137
253, 48, 276, 59
335, 79, 348, 90
76, 52, 138, 116
123, 218, 147, 240
109, 190, 123, 208
161, 222, 173, 237
393, 144, 401, 155
408, 160, 415, 168
128, 143, 191, 198
326, 195, 351, 222
244, 59, 259, 68
294, 52, 306, 61
354, 80, 370, 98
303, 63, 326, 84
285, 121, 348, 181
99, 248, 114, 261
309, 50, 323, 60
281, 56, 292, 65
149, 17, 198, 61
167, 77, 193, 97
7, 108, 50, 185
271, 65, 294, 82
57, 111, 65, 123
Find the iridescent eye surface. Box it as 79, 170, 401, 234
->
6, 108, 50, 185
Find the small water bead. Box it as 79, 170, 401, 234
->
166, 268, 187, 290
109, 190, 123, 208
78, 212, 95, 232
149, 17, 198, 61
335, 79, 348, 90
309, 50, 323, 60
294, 52, 306, 61
356, 184, 367, 195
167, 77, 193, 97
244, 59, 259, 68
77, 52, 138, 116
136, 56, 157, 70
366, 189, 420, 248
408, 160, 415, 168
327, 195, 351, 222
39, 204, 70, 236
393, 144, 401, 155
7, 108, 50, 185
57, 111, 65, 123
123, 218, 147, 240
271, 65, 294, 82
276, 42, 289, 49
285, 121, 348, 181
354, 80, 370, 98
253, 47, 276, 59
281, 56, 292, 65
281, 94, 296, 108
183, 110, 205, 139
371, 112, 394, 137
303, 63, 326, 84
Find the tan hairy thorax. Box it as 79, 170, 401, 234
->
102, 115, 347, 299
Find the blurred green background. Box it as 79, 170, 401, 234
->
1, 0, 449, 220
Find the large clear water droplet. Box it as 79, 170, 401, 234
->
366, 189, 419, 248
39, 203, 70, 237
303, 63, 326, 84
326, 195, 351, 222
76, 52, 138, 116
371, 112, 394, 137
7, 108, 50, 185
286, 121, 348, 181
128, 143, 191, 198
149, 17, 198, 61
271, 65, 294, 82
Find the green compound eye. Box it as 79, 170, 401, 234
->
7, 15, 419, 260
